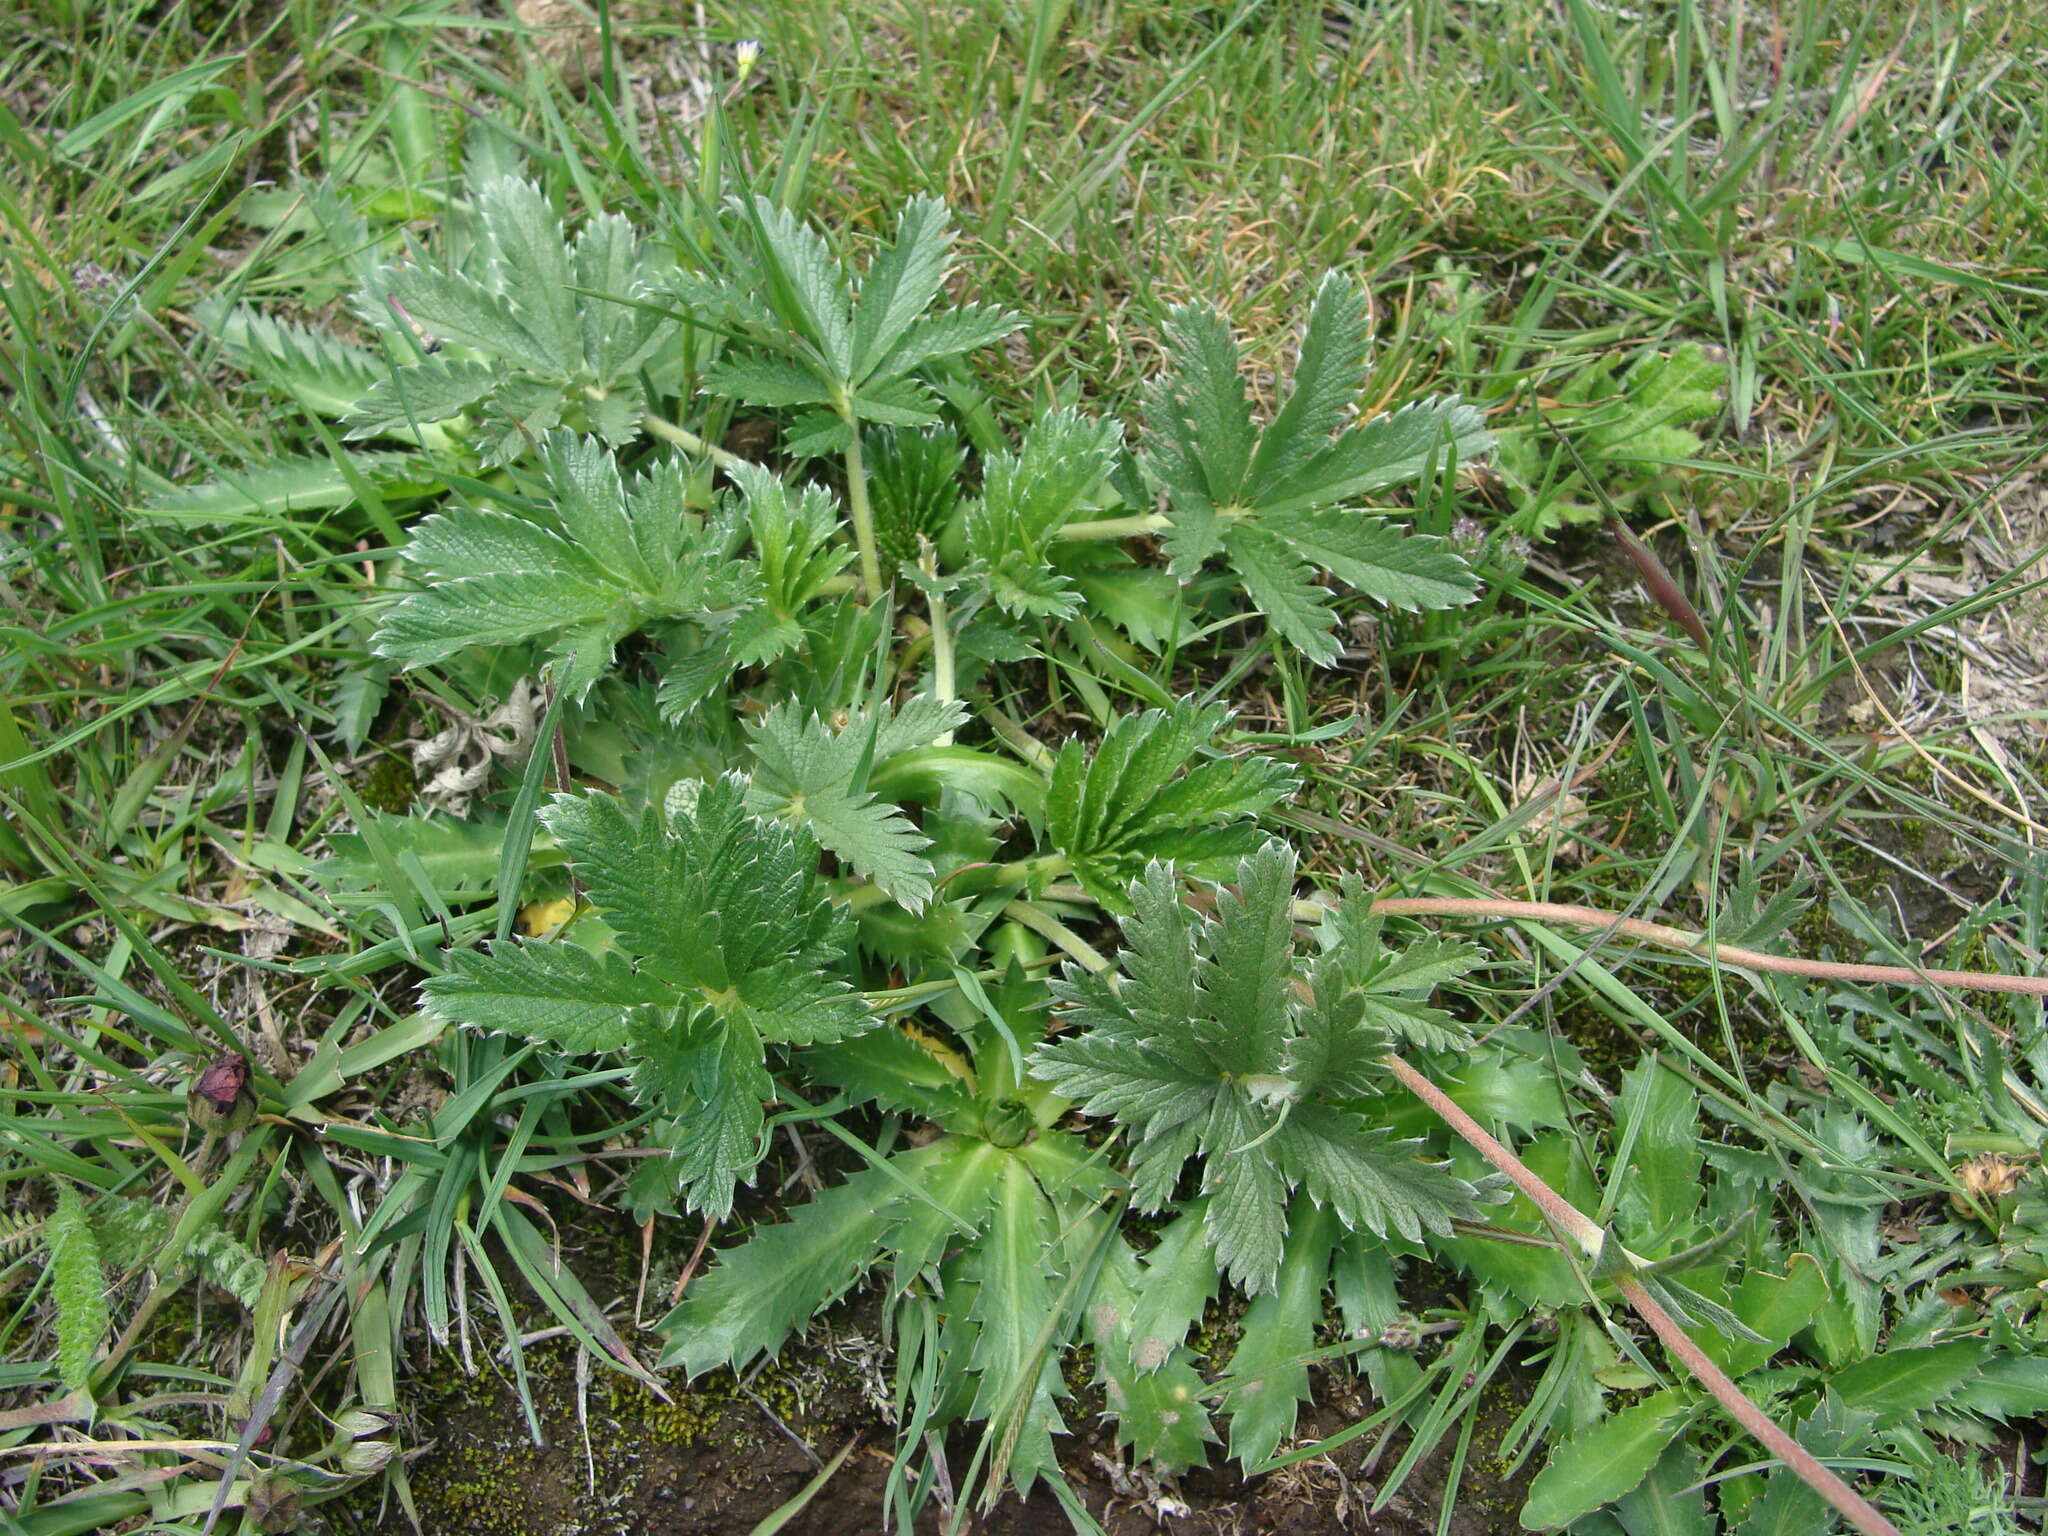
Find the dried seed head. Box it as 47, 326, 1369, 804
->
1950, 1152, 2029, 1218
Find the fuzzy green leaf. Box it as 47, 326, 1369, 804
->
1220, 1198, 1335, 1469
1145, 304, 1257, 508
373, 433, 743, 698
629, 1009, 773, 1217
139, 451, 437, 526
703, 353, 839, 409
1045, 699, 1296, 909
874, 302, 1025, 379
1139, 283, 1489, 662
657, 1162, 902, 1376
1255, 395, 1492, 513
423, 943, 665, 1053
344, 355, 505, 438
747, 194, 855, 379
540, 778, 868, 1045
384, 263, 556, 375
48, 1185, 108, 1397
1033, 843, 1480, 1292
744, 699, 965, 912
477, 176, 580, 373
965, 1157, 1068, 1489
851, 195, 954, 381
1258, 508, 1477, 612
1086, 1227, 1219, 1469
199, 299, 385, 417
1221, 522, 1341, 664
1243, 272, 1371, 497
575, 212, 673, 382
965, 407, 1121, 620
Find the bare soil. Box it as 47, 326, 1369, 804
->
367, 1212, 1531, 1536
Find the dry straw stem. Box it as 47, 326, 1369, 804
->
1363, 895, 2048, 996
1384, 1054, 1904, 1536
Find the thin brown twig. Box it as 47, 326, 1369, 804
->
1362, 895, 2048, 996
1384, 1054, 1903, 1536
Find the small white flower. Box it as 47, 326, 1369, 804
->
734, 39, 762, 82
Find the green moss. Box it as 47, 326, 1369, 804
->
357, 753, 417, 814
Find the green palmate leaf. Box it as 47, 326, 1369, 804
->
1302, 891, 1483, 1066
744, 697, 967, 911
48, 1184, 108, 1397
373, 433, 744, 699
1221, 523, 1342, 662
330, 169, 678, 461
847, 373, 946, 426
539, 778, 866, 1043
1044, 699, 1296, 910
723, 462, 853, 668
419, 775, 869, 1216
965, 408, 1122, 619
626, 1008, 776, 1220
657, 1161, 902, 1377
1138, 278, 1489, 663
690, 194, 1020, 459
1254, 507, 1477, 608
1032, 844, 1479, 1293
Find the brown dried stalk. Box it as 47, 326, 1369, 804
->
1385, 1054, 1902, 1536
1364, 895, 2048, 997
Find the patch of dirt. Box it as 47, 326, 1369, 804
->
370, 1258, 1527, 1536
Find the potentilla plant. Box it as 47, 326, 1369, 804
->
204, 156, 1504, 1515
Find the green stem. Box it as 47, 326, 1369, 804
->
842, 423, 884, 602
927, 572, 956, 746
640, 413, 750, 473
990, 852, 1069, 887
1054, 511, 1170, 542
977, 704, 1056, 773
1003, 898, 1110, 973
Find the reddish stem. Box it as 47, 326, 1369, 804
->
1366, 896, 2048, 997
1386, 1052, 1902, 1536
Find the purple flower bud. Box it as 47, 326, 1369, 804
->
188, 1053, 255, 1134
